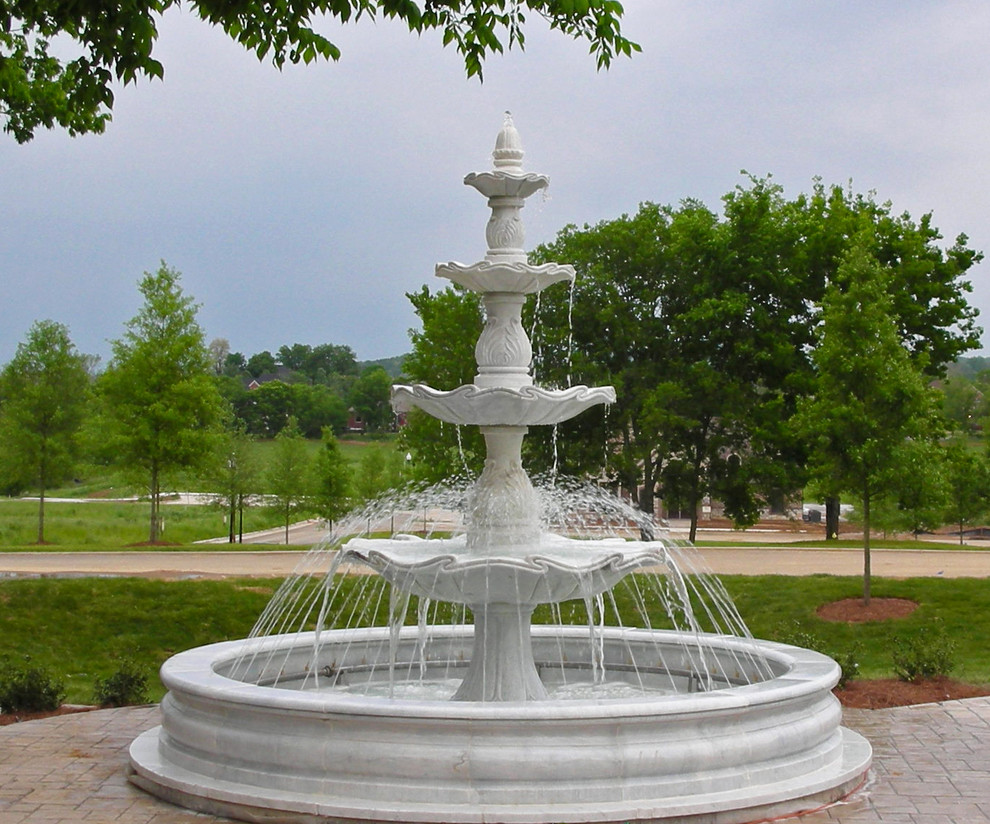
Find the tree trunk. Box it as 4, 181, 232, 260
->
37, 486, 45, 544
687, 449, 704, 544
228, 494, 236, 543
825, 496, 840, 541
36, 450, 46, 543
638, 462, 656, 541
238, 495, 245, 543
862, 490, 871, 606
149, 466, 160, 543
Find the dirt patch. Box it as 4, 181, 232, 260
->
124, 540, 182, 547
817, 597, 919, 623
0, 704, 98, 727
835, 677, 990, 709
700, 517, 823, 534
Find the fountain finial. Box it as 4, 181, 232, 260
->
492, 111, 524, 173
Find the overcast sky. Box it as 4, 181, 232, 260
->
3, 1, 989, 367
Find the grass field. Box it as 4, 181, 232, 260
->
692, 537, 974, 550
1, 435, 405, 548
34, 435, 400, 500
0, 573, 986, 705
0, 500, 287, 547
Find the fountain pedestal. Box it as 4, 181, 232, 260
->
454, 603, 546, 701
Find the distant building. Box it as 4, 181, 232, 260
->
346, 410, 366, 433
243, 366, 295, 390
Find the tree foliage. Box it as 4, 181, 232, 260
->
399, 284, 485, 483
0, 320, 90, 541
277, 342, 358, 382
400, 177, 981, 541
312, 426, 352, 524
209, 422, 261, 543
942, 441, 990, 544
794, 239, 943, 604
2, 0, 638, 142
350, 366, 393, 432
96, 262, 225, 542
265, 417, 313, 542
228, 379, 348, 438
353, 445, 410, 502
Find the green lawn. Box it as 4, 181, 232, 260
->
0, 500, 286, 547
1, 573, 987, 705
692, 537, 976, 550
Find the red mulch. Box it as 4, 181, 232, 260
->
835, 677, 990, 708
816, 597, 990, 707
816, 597, 919, 623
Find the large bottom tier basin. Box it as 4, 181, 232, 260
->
129, 627, 872, 824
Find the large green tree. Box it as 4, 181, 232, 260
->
0, 320, 91, 541
795, 240, 943, 604
399, 285, 485, 483
2, 1, 637, 142
350, 365, 393, 432
401, 178, 981, 541
97, 262, 226, 542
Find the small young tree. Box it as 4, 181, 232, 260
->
871, 440, 949, 538
212, 424, 260, 543
0, 320, 91, 542
943, 442, 990, 544
353, 447, 410, 503
796, 239, 942, 604
97, 263, 226, 542
266, 418, 313, 543
312, 427, 352, 528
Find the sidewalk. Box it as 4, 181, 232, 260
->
2, 544, 989, 579
2, 700, 989, 824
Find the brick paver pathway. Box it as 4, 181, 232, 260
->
2, 699, 990, 823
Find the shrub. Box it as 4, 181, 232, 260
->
772, 624, 860, 689
0, 658, 66, 713
892, 618, 956, 682
93, 660, 150, 707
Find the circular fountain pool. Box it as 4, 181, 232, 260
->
129, 115, 870, 824
129, 626, 871, 824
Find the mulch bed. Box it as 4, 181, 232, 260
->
816, 596, 990, 707
835, 677, 990, 708
816, 597, 919, 623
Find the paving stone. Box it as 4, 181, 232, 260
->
3, 700, 990, 823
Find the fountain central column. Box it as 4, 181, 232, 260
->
456, 424, 545, 701
466, 426, 539, 549
388, 113, 616, 701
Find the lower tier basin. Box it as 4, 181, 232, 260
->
129, 627, 871, 824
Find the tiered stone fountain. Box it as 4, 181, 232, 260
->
128, 114, 871, 824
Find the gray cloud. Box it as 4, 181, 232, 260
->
2, 1, 987, 365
